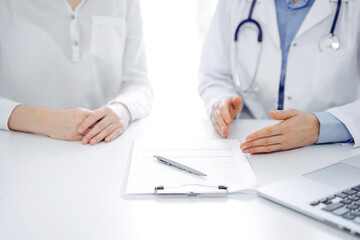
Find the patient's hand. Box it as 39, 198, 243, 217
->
45, 108, 92, 140
77, 103, 131, 145
211, 96, 243, 138
240, 109, 320, 154
8, 105, 91, 141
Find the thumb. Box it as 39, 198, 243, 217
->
269, 109, 298, 120
230, 96, 243, 117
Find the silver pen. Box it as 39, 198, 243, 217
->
153, 155, 207, 177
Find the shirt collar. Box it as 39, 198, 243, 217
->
285, 0, 311, 10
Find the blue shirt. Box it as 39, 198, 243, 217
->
275, 0, 314, 110
275, 0, 354, 144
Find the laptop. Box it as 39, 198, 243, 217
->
258, 154, 360, 237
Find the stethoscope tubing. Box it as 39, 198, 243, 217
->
330, 0, 342, 36
233, 0, 342, 93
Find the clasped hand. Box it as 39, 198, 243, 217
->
46, 103, 131, 145
212, 96, 320, 154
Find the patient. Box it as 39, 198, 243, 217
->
0, 0, 152, 145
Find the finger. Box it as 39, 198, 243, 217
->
213, 108, 227, 128
78, 109, 106, 134
269, 109, 298, 121
79, 124, 96, 136
89, 123, 118, 145
230, 96, 243, 118
241, 135, 283, 151
213, 119, 223, 137
242, 144, 283, 154
245, 124, 282, 142
82, 117, 112, 144
215, 111, 228, 137
71, 135, 85, 141
219, 105, 232, 125
212, 113, 227, 138
104, 127, 124, 143
218, 122, 228, 138
215, 109, 228, 128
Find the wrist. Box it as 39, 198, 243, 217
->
109, 102, 131, 125
37, 108, 57, 136
310, 113, 320, 143
8, 105, 54, 136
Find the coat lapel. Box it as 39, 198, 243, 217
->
250, 0, 333, 47
252, 0, 281, 49
295, 0, 332, 38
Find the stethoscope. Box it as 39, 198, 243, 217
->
232, 0, 342, 93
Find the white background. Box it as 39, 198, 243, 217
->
140, 0, 218, 123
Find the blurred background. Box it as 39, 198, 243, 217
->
139, 0, 218, 124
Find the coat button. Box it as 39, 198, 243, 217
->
287, 96, 292, 100
292, 43, 297, 48
70, 14, 75, 20
73, 41, 79, 47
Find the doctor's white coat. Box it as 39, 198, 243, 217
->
198, 0, 360, 147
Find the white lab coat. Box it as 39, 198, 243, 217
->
198, 0, 360, 147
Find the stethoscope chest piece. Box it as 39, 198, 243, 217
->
320, 33, 340, 52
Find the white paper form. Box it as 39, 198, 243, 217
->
126, 139, 257, 195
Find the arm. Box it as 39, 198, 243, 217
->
321, 10, 360, 148
6, 103, 91, 141
314, 112, 354, 144
109, 0, 152, 121
198, 0, 238, 117
198, 1, 243, 137
78, 0, 152, 145
240, 3, 360, 154
326, 100, 360, 148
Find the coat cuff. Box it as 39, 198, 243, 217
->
313, 111, 354, 144
327, 108, 360, 148
108, 95, 152, 122
0, 98, 21, 131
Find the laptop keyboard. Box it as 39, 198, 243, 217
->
310, 184, 360, 224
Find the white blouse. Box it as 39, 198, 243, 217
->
0, 0, 153, 130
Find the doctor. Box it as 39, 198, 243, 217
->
0, 0, 152, 145
199, 0, 359, 154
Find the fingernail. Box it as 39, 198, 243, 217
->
246, 137, 252, 141
90, 139, 97, 144
241, 145, 247, 150
79, 126, 85, 132
243, 149, 250, 153
82, 138, 88, 144
105, 137, 111, 142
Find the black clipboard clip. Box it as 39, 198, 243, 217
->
154, 184, 228, 196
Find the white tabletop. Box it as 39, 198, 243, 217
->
1, 118, 359, 240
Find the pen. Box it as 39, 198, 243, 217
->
153, 155, 207, 177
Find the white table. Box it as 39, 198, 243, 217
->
1, 118, 359, 240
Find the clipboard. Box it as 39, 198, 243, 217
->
125, 139, 257, 197
154, 185, 229, 196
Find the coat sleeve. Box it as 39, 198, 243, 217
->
0, 97, 20, 130
326, 9, 360, 148
198, 0, 238, 117
327, 99, 360, 148
108, 0, 153, 121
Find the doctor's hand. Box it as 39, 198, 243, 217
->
212, 96, 243, 138
240, 109, 320, 154
78, 103, 131, 145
